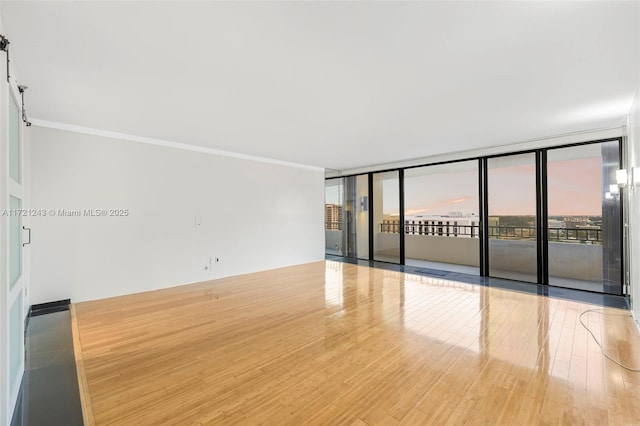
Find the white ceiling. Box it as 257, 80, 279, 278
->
2, 1, 639, 170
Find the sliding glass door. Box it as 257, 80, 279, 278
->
325, 178, 344, 256
343, 175, 370, 259
373, 171, 401, 263
546, 141, 621, 293
325, 175, 369, 259
404, 161, 480, 274
486, 153, 538, 283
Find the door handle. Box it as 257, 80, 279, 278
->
23, 226, 31, 246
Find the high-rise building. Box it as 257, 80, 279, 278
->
325, 204, 343, 230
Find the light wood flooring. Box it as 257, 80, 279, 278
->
72, 261, 640, 425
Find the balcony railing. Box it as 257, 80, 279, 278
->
547, 227, 602, 243
401, 222, 477, 238
378, 221, 601, 244
326, 220, 602, 244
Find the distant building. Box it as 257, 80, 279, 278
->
563, 216, 593, 228
325, 204, 343, 230
548, 219, 565, 228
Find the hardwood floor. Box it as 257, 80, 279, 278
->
72, 261, 640, 425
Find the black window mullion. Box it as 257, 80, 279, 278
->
619, 138, 626, 295
542, 151, 549, 286
399, 169, 405, 265
368, 173, 374, 261
480, 158, 489, 276
535, 151, 548, 285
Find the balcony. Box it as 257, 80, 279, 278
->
326, 220, 605, 292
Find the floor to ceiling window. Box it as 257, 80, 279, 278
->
324, 138, 624, 295
325, 175, 369, 260
373, 171, 401, 263
325, 178, 344, 256
546, 141, 622, 293
486, 153, 539, 283
343, 175, 370, 260
404, 160, 480, 274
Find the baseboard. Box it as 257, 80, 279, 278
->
30, 299, 71, 317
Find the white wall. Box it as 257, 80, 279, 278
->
29, 126, 324, 303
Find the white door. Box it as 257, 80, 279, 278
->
2, 75, 30, 424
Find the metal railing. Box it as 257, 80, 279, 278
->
400, 221, 477, 238
374, 221, 602, 244
487, 225, 535, 240
548, 227, 601, 243
326, 219, 602, 244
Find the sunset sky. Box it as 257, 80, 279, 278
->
327, 156, 604, 217
547, 157, 602, 216
488, 157, 602, 216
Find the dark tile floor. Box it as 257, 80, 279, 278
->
326, 254, 630, 309
11, 309, 84, 426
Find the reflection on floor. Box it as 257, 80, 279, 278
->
11, 310, 83, 426
371, 254, 609, 294
328, 255, 628, 309
72, 261, 639, 424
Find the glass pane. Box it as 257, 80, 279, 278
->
9, 291, 23, 387
487, 154, 538, 283
404, 161, 480, 274
373, 171, 400, 263
10, 196, 22, 289
325, 178, 344, 256
10, 95, 21, 183
343, 175, 369, 259
547, 141, 621, 294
